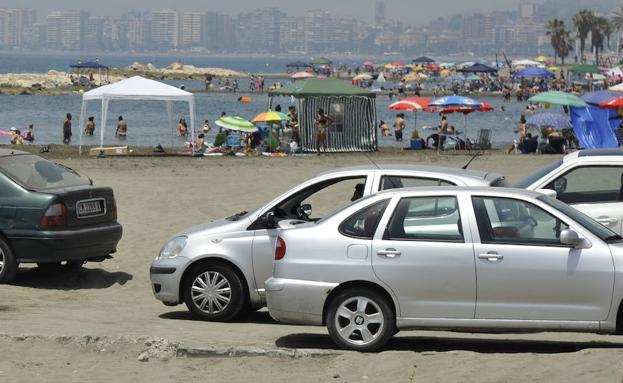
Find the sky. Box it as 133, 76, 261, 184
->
4, 0, 530, 24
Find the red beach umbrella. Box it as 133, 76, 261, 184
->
388, 97, 434, 130
599, 98, 623, 110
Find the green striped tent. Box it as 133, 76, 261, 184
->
269, 78, 377, 152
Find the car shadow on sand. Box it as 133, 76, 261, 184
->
159, 309, 279, 325
11, 266, 133, 290
275, 333, 623, 354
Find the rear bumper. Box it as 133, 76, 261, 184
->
265, 277, 337, 326
8, 222, 123, 263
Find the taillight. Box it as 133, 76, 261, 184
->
40, 203, 67, 228
275, 237, 286, 260
110, 196, 117, 219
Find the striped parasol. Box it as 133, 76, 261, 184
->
388, 97, 434, 131
215, 116, 257, 132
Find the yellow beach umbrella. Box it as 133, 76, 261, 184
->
534, 55, 550, 62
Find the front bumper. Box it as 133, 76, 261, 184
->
150, 255, 192, 305
9, 222, 123, 263
265, 277, 338, 326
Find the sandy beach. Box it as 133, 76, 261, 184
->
3, 151, 623, 383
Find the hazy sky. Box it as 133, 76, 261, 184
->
4, 0, 529, 24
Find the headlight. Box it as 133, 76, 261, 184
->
159, 236, 187, 259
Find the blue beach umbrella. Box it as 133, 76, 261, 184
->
512, 67, 555, 79
526, 112, 570, 129
428, 95, 483, 108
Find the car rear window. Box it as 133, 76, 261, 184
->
0, 154, 90, 191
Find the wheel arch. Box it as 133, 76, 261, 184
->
615, 298, 623, 335
179, 256, 250, 305
321, 280, 397, 326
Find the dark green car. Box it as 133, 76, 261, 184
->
0, 149, 122, 283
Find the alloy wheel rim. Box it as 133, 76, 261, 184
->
191, 271, 232, 314
0, 248, 4, 275
335, 296, 384, 346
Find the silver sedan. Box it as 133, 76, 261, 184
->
266, 187, 623, 351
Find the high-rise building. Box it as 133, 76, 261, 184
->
236, 8, 282, 52
46, 11, 88, 50
181, 12, 204, 48
126, 12, 150, 51
45, 12, 62, 49
0, 8, 36, 47
23, 22, 46, 49
203, 11, 225, 52
375, 2, 385, 27
303, 9, 329, 53
83, 16, 103, 50
279, 16, 305, 53
519, 3, 538, 19
151, 10, 178, 50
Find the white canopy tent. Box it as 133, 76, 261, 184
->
78, 76, 195, 154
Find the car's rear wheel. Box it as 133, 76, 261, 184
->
0, 238, 17, 284
327, 288, 394, 352
182, 263, 245, 321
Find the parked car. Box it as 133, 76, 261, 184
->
515, 149, 623, 234
266, 186, 623, 351
0, 149, 123, 283
150, 164, 506, 321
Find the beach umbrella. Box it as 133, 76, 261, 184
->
251, 111, 291, 123
526, 112, 571, 129
457, 63, 498, 74
428, 95, 483, 108
413, 56, 436, 64
439, 103, 494, 115
362, 60, 374, 67
528, 91, 587, 107
292, 71, 315, 79
534, 55, 550, 63
310, 57, 332, 66
388, 97, 433, 131
582, 90, 619, 106
599, 98, 623, 110
512, 59, 541, 67
512, 67, 555, 79
609, 83, 623, 93
353, 73, 373, 81
215, 116, 257, 133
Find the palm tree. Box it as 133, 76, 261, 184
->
591, 17, 611, 65
612, 7, 623, 55
573, 10, 595, 63
546, 19, 573, 65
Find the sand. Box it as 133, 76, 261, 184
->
2, 151, 623, 383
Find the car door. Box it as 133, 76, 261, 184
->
470, 195, 614, 321
250, 174, 369, 295
542, 165, 623, 234
371, 193, 477, 319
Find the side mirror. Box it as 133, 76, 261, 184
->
265, 211, 276, 228
299, 204, 312, 218
560, 229, 591, 249
536, 188, 558, 199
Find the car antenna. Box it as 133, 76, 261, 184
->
462, 151, 482, 170
363, 152, 382, 171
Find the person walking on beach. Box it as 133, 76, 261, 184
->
63, 113, 72, 144
393, 113, 405, 142
84, 116, 95, 135
116, 115, 127, 138
315, 108, 333, 155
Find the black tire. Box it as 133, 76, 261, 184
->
326, 288, 395, 352
182, 263, 246, 321
0, 238, 17, 284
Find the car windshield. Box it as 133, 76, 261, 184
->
513, 159, 563, 188
538, 195, 622, 242
0, 154, 90, 191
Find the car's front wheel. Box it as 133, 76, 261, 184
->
326, 288, 395, 352
0, 238, 17, 284
182, 263, 245, 321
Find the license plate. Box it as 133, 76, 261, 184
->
76, 199, 105, 218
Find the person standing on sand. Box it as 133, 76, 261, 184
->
84, 116, 95, 135
63, 113, 72, 144
315, 108, 333, 155
116, 115, 127, 138
508, 115, 527, 154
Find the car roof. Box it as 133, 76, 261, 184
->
565, 149, 623, 162
375, 185, 545, 199
0, 148, 31, 157
316, 164, 501, 181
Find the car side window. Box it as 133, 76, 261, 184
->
545, 166, 623, 204
379, 176, 454, 191
472, 196, 568, 246
385, 196, 463, 242
339, 199, 389, 239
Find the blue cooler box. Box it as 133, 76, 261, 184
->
410, 139, 425, 150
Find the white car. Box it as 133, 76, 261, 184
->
515, 149, 623, 234
266, 186, 623, 351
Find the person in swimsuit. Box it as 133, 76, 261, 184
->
116, 115, 127, 138
315, 108, 334, 155
84, 116, 95, 135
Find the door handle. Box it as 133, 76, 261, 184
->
478, 252, 504, 262
597, 216, 618, 226
377, 249, 401, 258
